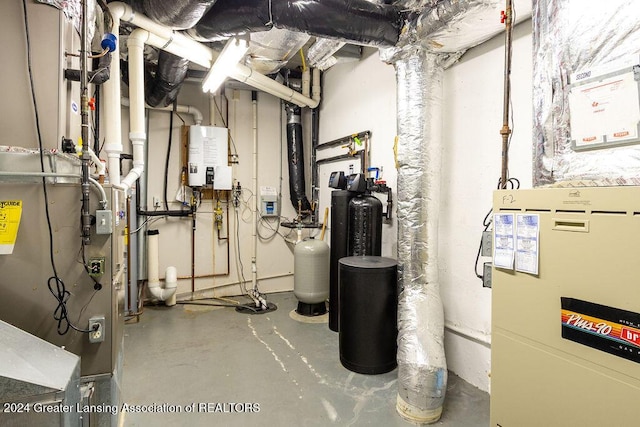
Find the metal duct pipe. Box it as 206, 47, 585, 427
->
190, 0, 402, 46
394, 51, 447, 424
285, 103, 312, 213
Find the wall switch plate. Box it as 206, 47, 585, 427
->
483, 262, 493, 288
96, 210, 112, 235
481, 230, 493, 257
88, 315, 105, 343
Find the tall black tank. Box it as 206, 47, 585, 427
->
339, 256, 398, 374
348, 195, 383, 256
329, 190, 355, 332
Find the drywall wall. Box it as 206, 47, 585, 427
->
319, 48, 398, 257
121, 82, 303, 298
440, 20, 533, 392
320, 22, 533, 392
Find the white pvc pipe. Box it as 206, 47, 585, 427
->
108, 2, 319, 109
103, 10, 122, 186
164, 266, 178, 306
109, 2, 214, 65
121, 98, 203, 125
312, 68, 321, 105
302, 68, 311, 98
231, 63, 319, 108
87, 147, 106, 179
147, 231, 177, 304
120, 29, 148, 192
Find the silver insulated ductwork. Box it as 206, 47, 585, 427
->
394, 51, 447, 424
388, 0, 532, 423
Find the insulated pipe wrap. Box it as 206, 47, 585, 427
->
533, 0, 640, 186
189, 0, 272, 41
191, 0, 402, 46
285, 104, 312, 213
395, 51, 447, 422
122, 0, 218, 29
146, 51, 190, 107
248, 28, 311, 74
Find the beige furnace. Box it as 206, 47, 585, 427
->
491, 187, 640, 426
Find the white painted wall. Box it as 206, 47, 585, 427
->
440, 21, 532, 392
319, 48, 398, 256
121, 81, 302, 299
319, 22, 533, 393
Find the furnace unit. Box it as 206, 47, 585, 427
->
491, 187, 640, 426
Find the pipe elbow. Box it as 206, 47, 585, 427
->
107, 2, 129, 21
120, 166, 143, 190
128, 29, 150, 47
188, 106, 203, 125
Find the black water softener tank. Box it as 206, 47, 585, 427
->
348, 195, 382, 256
339, 256, 398, 374
329, 190, 355, 332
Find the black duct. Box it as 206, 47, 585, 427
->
285, 103, 312, 214
145, 51, 190, 107
191, 0, 402, 46
64, 53, 112, 85
114, 0, 218, 30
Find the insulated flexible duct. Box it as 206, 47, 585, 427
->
533, 0, 640, 186
145, 51, 190, 107
117, 0, 218, 30
285, 103, 311, 213
395, 51, 447, 424
190, 0, 402, 47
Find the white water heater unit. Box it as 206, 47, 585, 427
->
188, 125, 231, 188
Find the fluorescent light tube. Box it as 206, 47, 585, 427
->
202, 37, 249, 93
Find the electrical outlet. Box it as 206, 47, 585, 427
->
483, 262, 493, 288
481, 231, 493, 257
88, 315, 105, 343
88, 257, 105, 277
153, 197, 161, 208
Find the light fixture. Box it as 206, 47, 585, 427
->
202, 36, 250, 93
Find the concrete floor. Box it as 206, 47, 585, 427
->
122, 292, 489, 426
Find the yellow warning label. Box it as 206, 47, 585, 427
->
0, 200, 23, 255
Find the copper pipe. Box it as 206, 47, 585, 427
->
320, 207, 329, 241
500, 0, 513, 189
